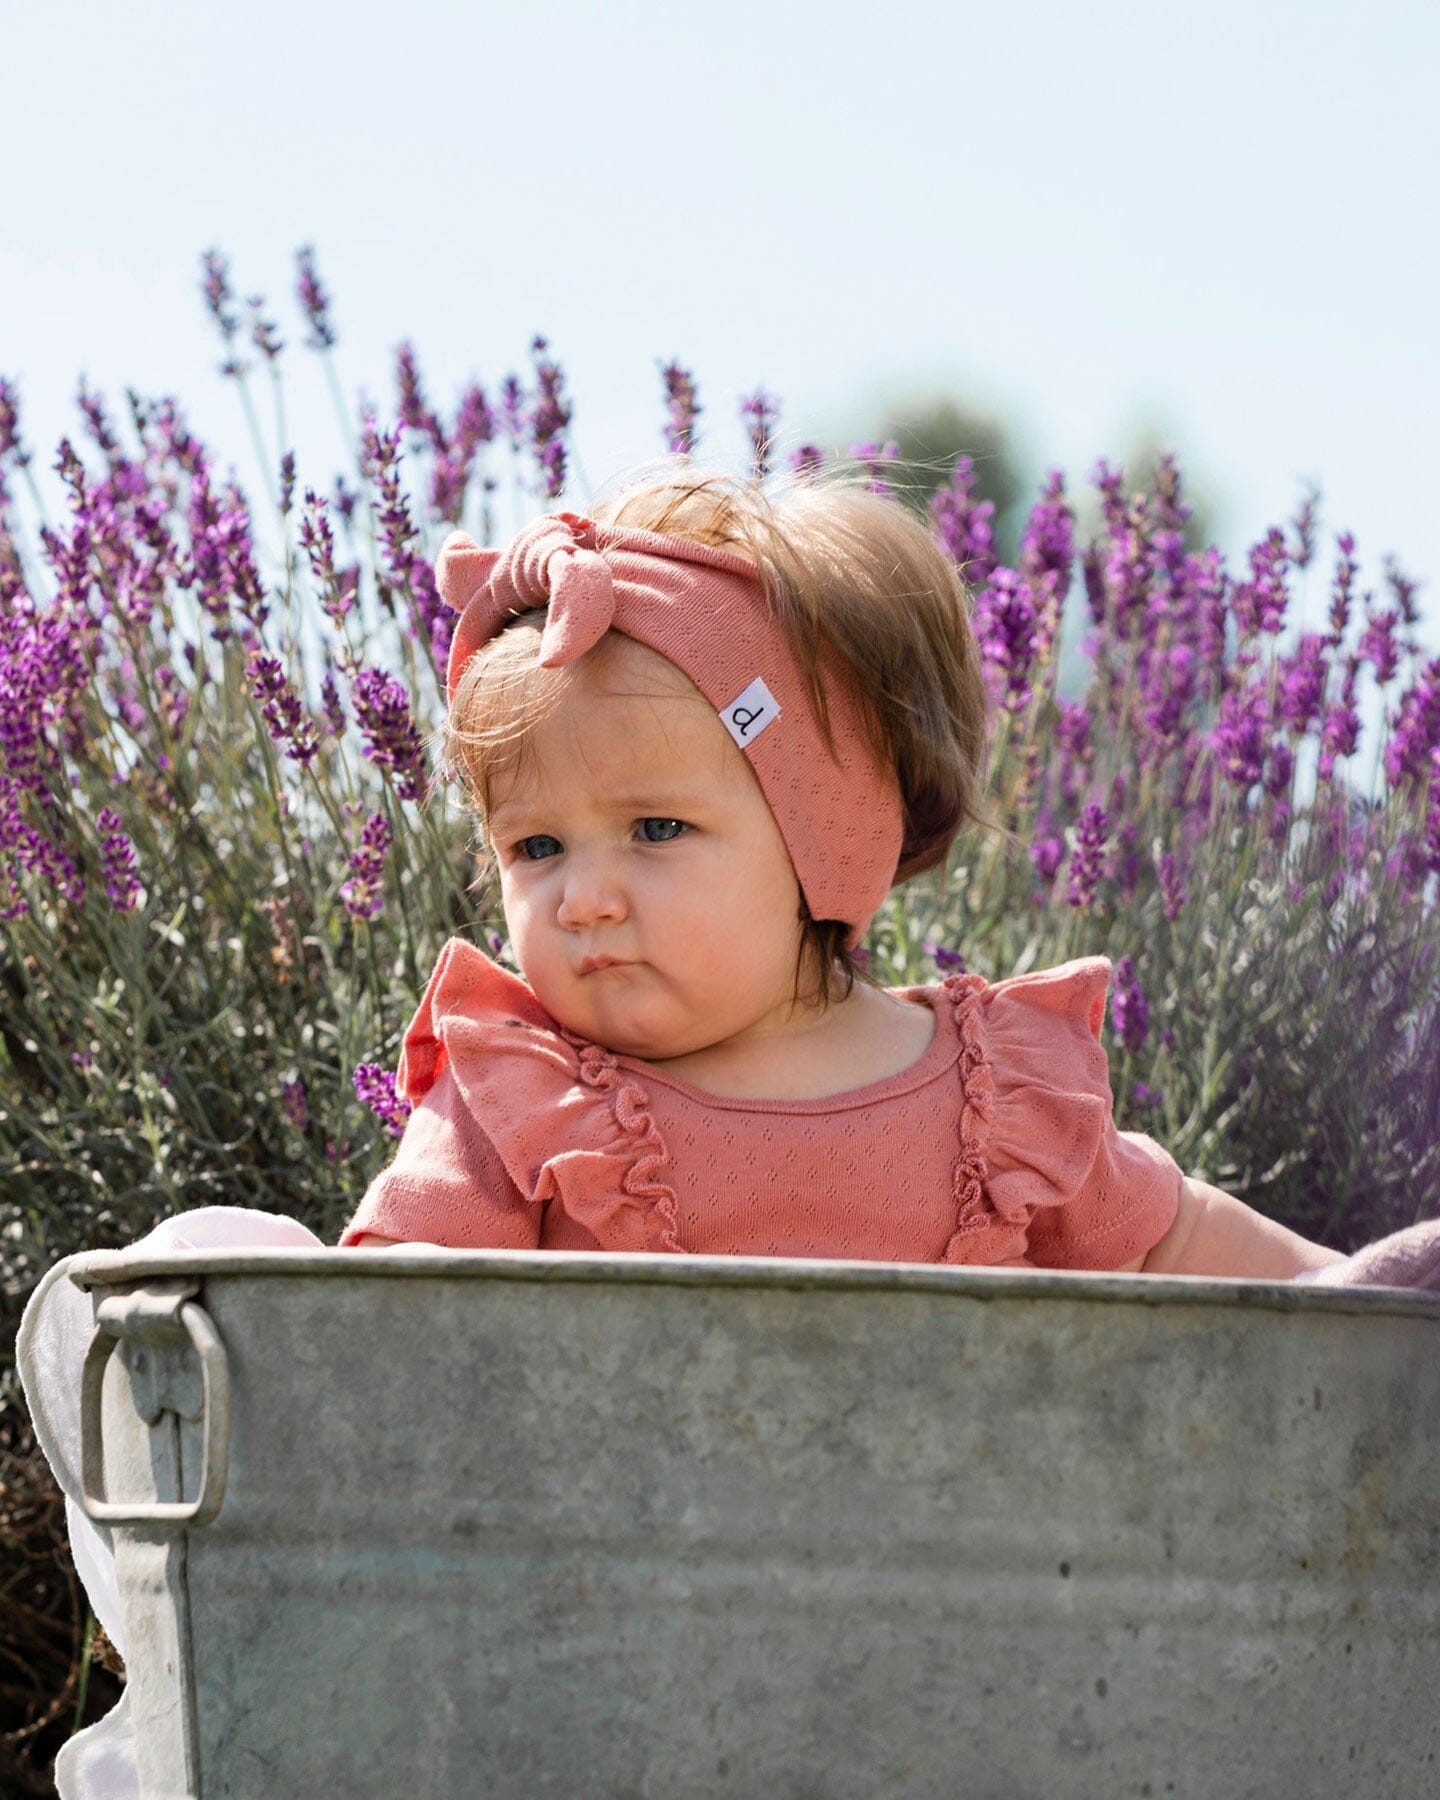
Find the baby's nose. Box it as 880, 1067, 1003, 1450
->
555, 856, 628, 929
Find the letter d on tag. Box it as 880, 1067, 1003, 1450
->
720, 677, 780, 748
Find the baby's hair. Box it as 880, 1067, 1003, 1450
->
446, 461, 1004, 1004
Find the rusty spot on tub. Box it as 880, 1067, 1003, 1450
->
1340, 1461, 1389, 1580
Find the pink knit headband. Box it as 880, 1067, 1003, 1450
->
435, 511, 904, 946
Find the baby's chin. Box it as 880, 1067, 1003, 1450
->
542, 992, 712, 1062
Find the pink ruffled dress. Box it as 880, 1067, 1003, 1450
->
341, 940, 1182, 1269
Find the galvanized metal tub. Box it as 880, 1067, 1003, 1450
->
69, 1246, 1440, 1799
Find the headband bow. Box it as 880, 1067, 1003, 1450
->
436, 512, 615, 690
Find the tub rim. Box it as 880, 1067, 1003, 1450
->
64, 1245, 1440, 1322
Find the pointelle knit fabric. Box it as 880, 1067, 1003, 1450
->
341, 940, 1183, 1269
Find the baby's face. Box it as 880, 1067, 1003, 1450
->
486, 636, 810, 1060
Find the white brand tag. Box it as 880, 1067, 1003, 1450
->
719, 677, 780, 749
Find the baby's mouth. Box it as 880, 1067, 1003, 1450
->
577, 955, 634, 976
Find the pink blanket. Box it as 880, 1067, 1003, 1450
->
1295, 1219, 1440, 1291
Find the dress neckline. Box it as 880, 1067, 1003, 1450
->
609, 982, 966, 1115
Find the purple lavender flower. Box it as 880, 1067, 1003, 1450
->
150, 397, 203, 475
1275, 633, 1329, 735
1154, 848, 1187, 922
1089, 461, 1153, 642
739, 388, 780, 481
1328, 533, 1357, 642
295, 245, 337, 350
1141, 642, 1199, 753
498, 375, 526, 451
76, 381, 120, 462
279, 451, 296, 516
184, 460, 267, 632
0, 377, 29, 466
94, 806, 141, 911
2, 545, 93, 795
361, 416, 448, 647
354, 1061, 412, 1137
1357, 606, 1400, 687
321, 671, 345, 737
200, 249, 240, 344
1318, 689, 1361, 780
361, 418, 412, 553
974, 569, 1039, 714
1424, 753, 1440, 876
247, 653, 319, 766
55, 436, 88, 506
1112, 955, 1149, 1051
1190, 546, 1230, 695
0, 779, 85, 913
1290, 483, 1319, 570
351, 668, 427, 801
925, 942, 968, 973
455, 384, 495, 456
113, 657, 147, 734
1230, 528, 1290, 640
339, 811, 393, 921
247, 295, 283, 363
1209, 678, 1268, 790
1029, 812, 1064, 884
1066, 802, 1108, 909
426, 450, 467, 523
154, 665, 190, 733
929, 457, 997, 585
1264, 742, 1295, 801
530, 337, 572, 500
1019, 469, 1075, 651
281, 1078, 309, 1134
1056, 701, 1091, 761
787, 444, 824, 479
1383, 554, 1422, 631
659, 361, 701, 455
300, 489, 348, 624
1384, 657, 1440, 790
395, 343, 445, 450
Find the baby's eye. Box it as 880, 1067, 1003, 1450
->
637, 818, 688, 843
517, 835, 562, 861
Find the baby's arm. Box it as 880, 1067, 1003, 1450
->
1119, 1178, 1345, 1279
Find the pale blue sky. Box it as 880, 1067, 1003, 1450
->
6, 0, 1437, 684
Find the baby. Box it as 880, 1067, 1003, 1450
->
342, 470, 1342, 1280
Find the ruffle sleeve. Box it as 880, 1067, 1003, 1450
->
341, 938, 681, 1254
956, 957, 1183, 1271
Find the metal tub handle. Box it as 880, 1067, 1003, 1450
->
80, 1280, 231, 1529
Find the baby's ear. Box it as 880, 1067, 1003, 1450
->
435, 531, 501, 614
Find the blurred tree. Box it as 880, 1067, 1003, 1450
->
869, 396, 1029, 563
